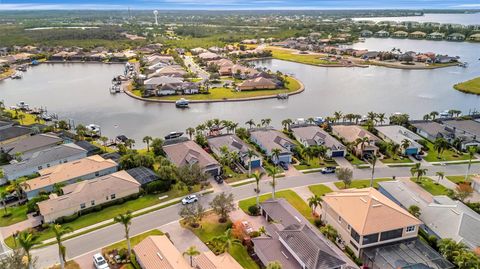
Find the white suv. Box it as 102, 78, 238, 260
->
182, 195, 199, 205
93, 253, 110, 269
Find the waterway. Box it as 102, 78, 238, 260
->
352, 13, 480, 25
0, 38, 479, 145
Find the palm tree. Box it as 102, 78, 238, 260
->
320, 224, 338, 241
281, 119, 292, 131
183, 245, 200, 267
367, 154, 378, 187
258, 226, 268, 237
99, 136, 108, 152
142, 136, 152, 152
114, 212, 133, 257
433, 137, 449, 159
52, 224, 73, 269
436, 171, 445, 183
0, 191, 8, 214
271, 148, 282, 165
246, 149, 257, 176
438, 238, 467, 261
17, 230, 39, 269
430, 111, 439, 120
465, 146, 477, 182
423, 114, 431, 121
355, 137, 370, 153
401, 139, 411, 153
408, 205, 421, 218
333, 111, 343, 123
266, 261, 283, 269
367, 111, 377, 124
125, 138, 135, 149
211, 229, 241, 253
245, 119, 255, 129
265, 166, 279, 199
377, 113, 386, 125
252, 171, 265, 208
8, 178, 30, 200
307, 195, 323, 216
410, 163, 428, 182
185, 127, 195, 140
18, 114, 25, 124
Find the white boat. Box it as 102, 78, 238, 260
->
85, 124, 101, 136
175, 98, 189, 108
439, 110, 451, 118
277, 93, 288, 99
16, 101, 29, 110
359, 38, 366, 42
11, 71, 23, 79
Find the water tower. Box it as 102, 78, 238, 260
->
153, 10, 159, 25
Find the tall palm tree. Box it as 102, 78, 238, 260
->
333, 111, 343, 123
401, 139, 411, 153
8, 178, 30, 200
246, 149, 257, 176
367, 111, 377, 124
186, 128, 196, 140
52, 224, 73, 269
430, 111, 439, 120
212, 229, 241, 253
114, 212, 133, 257
377, 113, 386, 125
271, 148, 282, 166
17, 230, 39, 269
252, 171, 265, 208
465, 146, 477, 182
307, 195, 323, 216
245, 119, 255, 129
183, 245, 200, 267
355, 137, 370, 153
281, 119, 292, 131
410, 163, 428, 182
142, 136, 152, 152
436, 171, 445, 183
265, 166, 279, 199
433, 137, 449, 159
367, 154, 378, 187
0, 191, 8, 214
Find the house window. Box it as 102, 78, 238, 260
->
406, 226, 416, 233
111, 194, 116, 199
351, 229, 360, 243
362, 233, 379, 245
91, 200, 95, 206
380, 228, 403, 241
338, 216, 343, 223
95, 172, 100, 176
347, 224, 351, 231
106, 196, 109, 200
80, 203, 86, 209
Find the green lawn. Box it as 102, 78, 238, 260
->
308, 184, 333, 196
446, 175, 472, 185
410, 177, 453, 196
381, 156, 413, 164
184, 214, 259, 269
103, 229, 164, 253
0, 204, 28, 227
454, 76, 480, 95
423, 141, 470, 162
294, 157, 337, 170
346, 153, 366, 166
267, 46, 339, 65
334, 178, 393, 189
238, 189, 313, 222
5, 109, 45, 125
141, 76, 300, 101
223, 165, 249, 183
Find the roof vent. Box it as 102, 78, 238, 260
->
281, 251, 289, 259
156, 252, 163, 260
451, 209, 460, 215
294, 216, 302, 223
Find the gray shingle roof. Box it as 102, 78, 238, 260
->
0, 126, 32, 142
1, 133, 62, 155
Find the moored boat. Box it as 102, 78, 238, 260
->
175, 98, 189, 108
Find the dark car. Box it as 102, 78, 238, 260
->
413, 154, 422, 161
214, 175, 224, 184
320, 166, 336, 174
279, 161, 289, 170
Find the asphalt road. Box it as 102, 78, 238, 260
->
31, 162, 478, 268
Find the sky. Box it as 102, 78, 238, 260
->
0, 0, 480, 10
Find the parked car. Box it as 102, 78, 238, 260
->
214, 175, 224, 184
279, 161, 289, 170
93, 253, 110, 269
320, 166, 336, 174
182, 195, 198, 205
413, 154, 422, 161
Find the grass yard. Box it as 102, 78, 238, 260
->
0, 69, 15, 79
410, 177, 453, 196
5, 109, 45, 125
308, 184, 333, 196
381, 156, 413, 164
183, 213, 259, 269
238, 189, 313, 222
141, 76, 300, 101
334, 178, 393, 189
423, 141, 470, 162
346, 153, 366, 166
294, 157, 337, 170
267, 46, 339, 66
446, 175, 472, 185
103, 229, 163, 253
223, 165, 249, 183
0, 204, 28, 227
454, 76, 480, 95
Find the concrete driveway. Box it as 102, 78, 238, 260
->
160, 221, 209, 253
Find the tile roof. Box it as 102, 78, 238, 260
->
133, 235, 191, 269
331, 125, 379, 143
163, 140, 219, 169
250, 129, 294, 154
322, 188, 422, 235
207, 134, 259, 163
194, 252, 243, 269
292, 126, 344, 150
375, 125, 422, 148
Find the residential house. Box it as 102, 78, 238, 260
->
442, 120, 480, 144
37, 170, 140, 223
374, 30, 390, 38
435, 55, 458, 64
0, 133, 63, 157
447, 33, 466, 41
237, 77, 277, 91
231, 64, 259, 79
133, 235, 191, 269
190, 47, 207, 55
152, 65, 187, 78
469, 33, 480, 42
321, 188, 422, 257
144, 54, 175, 66
207, 134, 262, 169
412, 121, 480, 150
379, 180, 480, 250
163, 138, 221, 176
375, 125, 422, 155
252, 199, 348, 269
362, 51, 379, 60
2, 143, 87, 181
392, 31, 408, 38
0, 125, 32, 145
194, 252, 243, 269
24, 155, 118, 199
208, 58, 235, 76
359, 30, 373, 37
198, 52, 221, 61
249, 128, 295, 164
471, 175, 480, 193
144, 76, 183, 90
291, 125, 346, 157
74, 140, 101, 156
427, 32, 445, 40
331, 125, 380, 158
408, 31, 427, 39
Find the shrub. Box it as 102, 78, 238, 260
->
249, 231, 261, 238
313, 218, 323, 227
143, 180, 172, 194
248, 205, 259, 215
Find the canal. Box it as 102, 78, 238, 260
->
0, 38, 479, 145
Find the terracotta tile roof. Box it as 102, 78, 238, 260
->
194, 252, 243, 269
331, 125, 379, 143
322, 188, 422, 235
163, 140, 219, 169
133, 235, 191, 269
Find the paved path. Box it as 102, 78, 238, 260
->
25, 161, 480, 268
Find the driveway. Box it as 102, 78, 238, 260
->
160, 221, 209, 253
333, 157, 354, 169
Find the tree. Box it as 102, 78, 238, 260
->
183, 246, 200, 267
307, 194, 323, 216
430, 111, 439, 120
245, 119, 255, 129
377, 113, 386, 125
438, 238, 467, 261
114, 212, 133, 257
271, 148, 282, 165
18, 114, 25, 124
246, 149, 257, 176
455, 183, 473, 202
401, 139, 411, 152
333, 111, 343, 123
142, 136, 152, 152
265, 166, 279, 199
51, 224, 73, 269
125, 138, 135, 149
1, 191, 8, 215
17, 230, 39, 269
410, 163, 428, 182
75, 124, 87, 140
0, 249, 36, 269
179, 203, 205, 228
436, 171, 445, 183
211, 228, 241, 253
336, 167, 353, 189
320, 224, 338, 241
367, 154, 378, 187
408, 205, 421, 218
176, 164, 208, 191
8, 178, 30, 200
150, 138, 164, 156
99, 136, 108, 151
433, 138, 449, 159
186, 127, 195, 140
453, 250, 480, 269
266, 261, 283, 269
281, 119, 292, 130
252, 171, 265, 208
465, 146, 477, 182
210, 192, 235, 223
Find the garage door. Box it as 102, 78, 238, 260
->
331, 151, 345, 157
250, 159, 261, 169
278, 155, 291, 164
